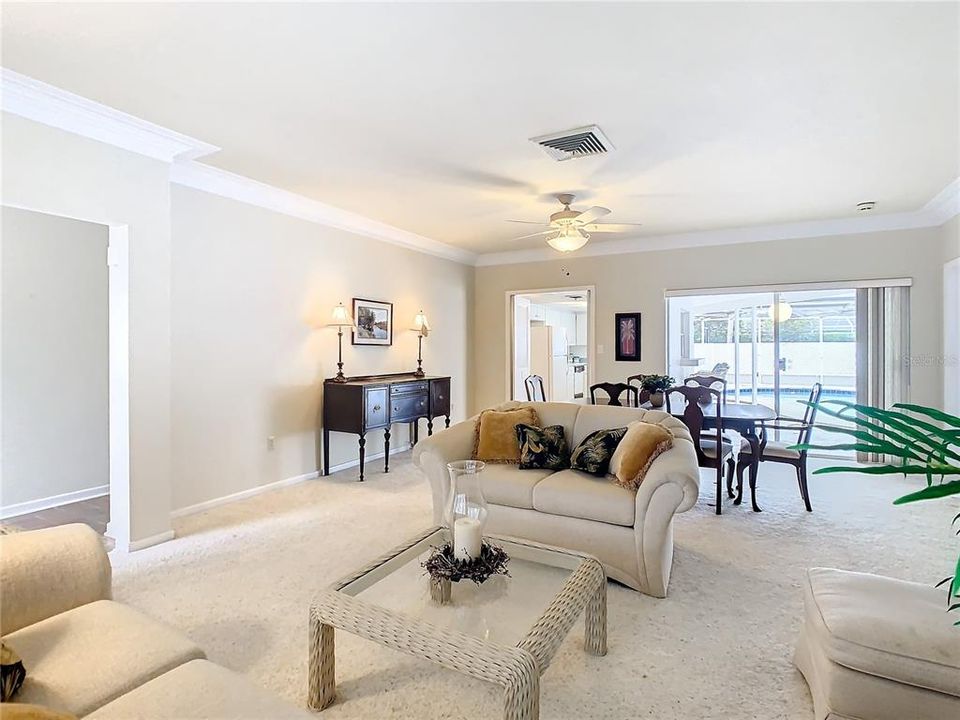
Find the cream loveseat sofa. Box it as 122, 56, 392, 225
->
0, 523, 313, 719
413, 401, 700, 597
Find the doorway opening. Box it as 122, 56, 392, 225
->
1, 207, 128, 548
506, 287, 595, 403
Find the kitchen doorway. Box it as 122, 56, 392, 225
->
506, 287, 595, 403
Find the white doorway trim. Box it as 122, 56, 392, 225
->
945, 257, 960, 414
1, 204, 131, 549
504, 285, 597, 402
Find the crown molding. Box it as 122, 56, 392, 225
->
170, 160, 478, 265
1, 68, 220, 162
2, 68, 475, 265
923, 177, 960, 226
475, 179, 960, 267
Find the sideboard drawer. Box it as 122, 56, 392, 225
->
391, 381, 429, 396
392, 392, 428, 421
364, 387, 389, 427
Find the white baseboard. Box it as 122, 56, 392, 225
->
170, 470, 320, 520
168, 444, 413, 521
123, 530, 176, 552
1, 484, 109, 520
326, 443, 413, 474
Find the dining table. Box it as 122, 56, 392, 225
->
643, 399, 777, 512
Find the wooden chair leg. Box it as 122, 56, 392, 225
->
734, 459, 747, 503
715, 462, 723, 515
798, 463, 812, 512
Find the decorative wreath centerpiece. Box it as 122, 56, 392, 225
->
423, 541, 510, 586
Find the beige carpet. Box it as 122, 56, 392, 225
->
110, 454, 957, 719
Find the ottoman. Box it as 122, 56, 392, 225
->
794, 567, 960, 720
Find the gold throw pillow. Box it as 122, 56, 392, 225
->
608, 421, 674, 490
473, 407, 540, 463
0, 706, 77, 720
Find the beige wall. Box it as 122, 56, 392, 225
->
473, 227, 946, 412
170, 186, 472, 511
1, 114, 173, 547
1, 208, 108, 511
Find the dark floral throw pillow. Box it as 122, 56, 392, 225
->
570, 427, 628, 476
515, 424, 570, 471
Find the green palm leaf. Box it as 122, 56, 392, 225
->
893, 479, 960, 504
892, 403, 960, 428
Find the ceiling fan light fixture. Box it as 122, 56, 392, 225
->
547, 226, 590, 253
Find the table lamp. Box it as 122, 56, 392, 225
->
328, 302, 357, 383
412, 310, 430, 378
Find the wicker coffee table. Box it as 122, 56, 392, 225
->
307, 526, 607, 720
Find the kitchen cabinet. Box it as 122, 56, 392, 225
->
529, 304, 546, 321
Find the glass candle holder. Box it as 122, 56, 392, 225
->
446, 460, 487, 561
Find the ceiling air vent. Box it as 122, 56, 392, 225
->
530, 125, 613, 161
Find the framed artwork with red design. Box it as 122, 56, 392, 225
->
615, 312, 641, 361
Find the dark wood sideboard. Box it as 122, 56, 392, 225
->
322, 373, 451, 481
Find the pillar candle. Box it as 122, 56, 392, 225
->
453, 517, 482, 561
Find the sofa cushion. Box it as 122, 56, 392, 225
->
86, 660, 314, 720
803, 567, 960, 699
474, 407, 539, 463
479, 464, 554, 509
5, 600, 205, 717
533, 469, 636, 527
516, 424, 570, 471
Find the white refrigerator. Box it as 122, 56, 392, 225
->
530, 325, 573, 402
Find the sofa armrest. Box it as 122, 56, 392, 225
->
0, 523, 111, 635
635, 440, 700, 517
412, 416, 478, 524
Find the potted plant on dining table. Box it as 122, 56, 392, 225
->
640, 374, 675, 408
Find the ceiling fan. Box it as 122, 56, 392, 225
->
507, 193, 643, 252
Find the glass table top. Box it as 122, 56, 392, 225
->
340, 529, 584, 647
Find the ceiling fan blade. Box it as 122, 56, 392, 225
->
505, 219, 551, 225
574, 206, 611, 225
583, 223, 644, 233
511, 230, 557, 241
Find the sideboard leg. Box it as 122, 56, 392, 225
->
322, 429, 330, 476
413, 420, 419, 445
427, 417, 434, 436
445, 415, 450, 429
383, 428, 391, 473
358, 434, 366, 482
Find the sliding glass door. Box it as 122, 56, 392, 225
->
667, 287, 865, 457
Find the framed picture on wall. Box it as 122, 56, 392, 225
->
352, 298, 393, 346
615, 312, 641, 361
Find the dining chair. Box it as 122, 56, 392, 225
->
735, 382, 823, 512
524, 374, 547, 402
684, 374, 729, 404
666, 385, 734, 515
625, 374, 652, 405
589, 382, 639, 407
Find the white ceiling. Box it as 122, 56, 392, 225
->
2, 2, 957, 255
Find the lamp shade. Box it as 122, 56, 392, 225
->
412, 310, 431, 336
768, 301, 793, 323
327, 302, 356, 328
